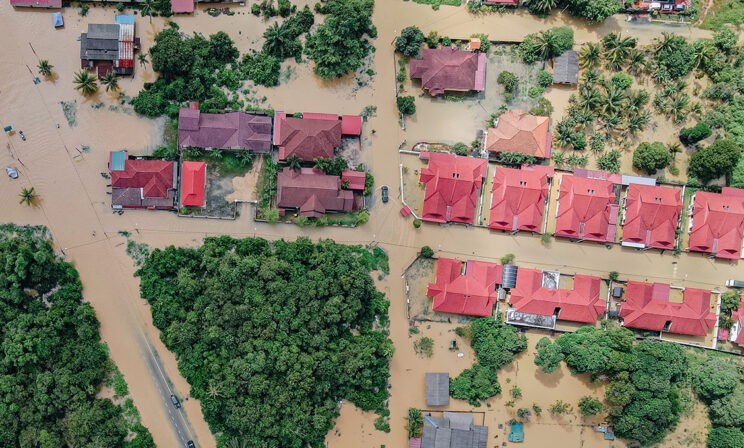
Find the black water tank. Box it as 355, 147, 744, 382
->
502, 264, 518, 289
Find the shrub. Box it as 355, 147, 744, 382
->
420, 246, 435, 258
395, 26, 425, 58
528, 86, 542, 98
633, 141, 671, 174
550, 400, 573, 415
529, 97, 553, 116
414, 337, 434, 357
597, 150, 621, 173
453, 142, 469, 156
251, 3, 261, 15
497, 71, 519, 94
442, 36, 452, 46
397, 96, 416, 115
500, 253, 515, 265
426, 31, 440, 49
721, 290, 741, 313
535, 337, 563, 373
499, 152, 537, 166
611, 72, 632, 90
242, 52, 281, 87
688, 139, 742, 183
116, 2, 124, 11
679, 122, 712, 145
470, 33, 491, 53
277, 0, 292, 17
413, 218, 422, 228
693, 357, 739, 402
578, 396, 604, 416
537, 69, 553, 89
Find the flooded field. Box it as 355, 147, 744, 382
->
0, 1, 735, 447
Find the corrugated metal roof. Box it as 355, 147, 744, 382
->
114, 14, 135, 24
88, 23, 119, 40
119, 23, 134, 42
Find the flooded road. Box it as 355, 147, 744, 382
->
0, 1, 730, 447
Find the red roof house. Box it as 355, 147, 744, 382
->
180, 161, 206, 207
11, 0, 62, 7
171, 0, 194, 13
555, 175, 618, 243
485, 110, 551, 159
419, 152, 487, 224
178, 109, 272, 153
109, 151, 176, 210
276, 167, 356, 218
689, 188, 744, 260
509, 268, 605, 323
409, 48, 487, 96
341, 170, 366, 191
620, 281, 716, 336
273, 112, 342, 161
623, 184, 682, 250
489, 165, 553, 232
427, 258, 503, 316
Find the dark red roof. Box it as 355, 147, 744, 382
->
620, 281, 716, 336
341, 170, 366, 191
409, 48, 487, 96
171, 0, 194, 13
509, 268, 605, 323
555, 175, 617, 242
11, 0, 61, 7
274, 112, 342, 161
276, 167, 355, 217
623, 184, 682, 250
419, 152, 487, 224
427, 258, 503, 316
689, 189, 744, 259
489, 165, 553, 232
181, 161, 206, 207
109, 151, 175, 209
341, 115, 363, 136
178, 109, 272, 152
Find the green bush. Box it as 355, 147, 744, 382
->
497, 71, 519, 94
453, 142, 469, 156
537, 69, 553, 88
611, 72, 633, 90
597, 150, 621, 173
395, 26, 425, 58
680, 122, 712, 145
534, 337, 563, 374
578, 396, 604, 416
470, 33, 491, 53
693, 358, 739, 402
420, 246, 435, 258
397, 96, 416, 115
499, 152, 538, 166
633, 141, 671, 174
562, 0, 621, 21
242, 52, 281, 87
426, 31, 440, 49
688, 139, 742, 183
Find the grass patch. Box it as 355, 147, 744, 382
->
126, 240, 150, 267
410, 0, 462, 9
182, 148, 254, 176
701, 0, 744, 28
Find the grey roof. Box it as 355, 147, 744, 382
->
88, 23, 119, 40
80, 24, 120, 61
422, 414, 488, 448
553, 50, 579, 84
426, 373, 450, 406
443, 412, 473, 430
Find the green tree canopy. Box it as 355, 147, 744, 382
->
633, 141, 671, 174
395, 26, 425, 58
534, 337, 564, 374
688, 139, 742, 183
561, 0, 621, 22
578, 396, 604, 416
708, 427, 744, 448
693, 357, 740, 402
709, 389, 744, 427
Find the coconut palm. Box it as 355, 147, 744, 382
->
581, 69, 601, 85
602, 114, 623, 135
101, 72, 119, 92
670, 95, 690, 123
628, 89, 650, 112
530, 0, 558, 14
691, 41, 712, 71
627, 50, 647, 76
224, 440, 250, 448
287, 155, 302, 171
551, 151, 566, 167
37, 60, 53, 78
627, 111, 651, 136
73, 70, 98, 96
667, 142, 682, 155
603, 85, 626, 115
579, 43, 601, 70
137, 53, 148, 67
141, 0, 155, 23
654, 32, 676, 54
262, 22, 292, 59
19, 187, 38, 206
603, 33, 636, 71
579, 84, 602, 112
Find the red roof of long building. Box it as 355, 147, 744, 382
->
341, 170, 366, 191
409, 48, 487, 96
10, 0, 61, 7
689, 189, 744, 259
419, 152, 487, 224
485, 110, 552, 158
509, 268, 605, 323
276, 167, 355, 217
178, 109, 273, 152
620, 281, 716, 336
110, 153, 174, 198
623, 184, 682, 250
274, 113, 342, 161
181, 161, 206, 207
427, 258, 503, 316
555, 175, 617, 242
489, 165, 553, 232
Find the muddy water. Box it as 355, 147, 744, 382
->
0, 2, 731, 447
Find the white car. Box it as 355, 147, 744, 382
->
5, 166, 18, 179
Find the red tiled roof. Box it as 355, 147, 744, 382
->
489, 166, 553, 232
181, 161, 206, 207
274, 113, 342, 161
623, 184, 682, 250
419, 152, 487, 224
486, 110, 551, 159
689, 189, 744, 260
110, 152, 174, 198
555, 175, 617, 242
427, 258, 503, 316
171, 0, 194, 13
11, 0, 61, 7
509, 268, 605, 323
341, 115, 363, 136
341, 170, 366, 191
276, 167, 355, 217
409, 48, 487, 96
620, 281, 716, 336
177, 109, 272, 152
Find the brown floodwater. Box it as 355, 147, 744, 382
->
0, 1, 732, 447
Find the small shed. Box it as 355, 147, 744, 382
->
425, 372, 449, 406
52, 12, 63, 28
552, 50, 579, 85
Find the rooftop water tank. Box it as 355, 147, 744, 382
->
502, 264, 518, 289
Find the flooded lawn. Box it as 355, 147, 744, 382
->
226, 156, 263, 203
400, 153, 428, 217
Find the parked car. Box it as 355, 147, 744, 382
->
726, 280, 744, 288
186, 441, 196, 448
5, 166, 18, 179
381, 185, 389, 203
170, 394, 181, 409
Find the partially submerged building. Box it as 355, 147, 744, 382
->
485, 109, 551, 159
180, 161, 206, 208
688, 187, 744, 260
552, 50, 579, 85
509, 268, 605, 324
622, 184, 682, 250
425, 373, 450, 407
619, 281, 716, 336
489, 165, 554, 233
427, 258, 503, 316
109, 150, 176, 210
177, 108, 273, 153
275, 167, 359, 218
80, 14, 138, 78
419, 152, 487, 225
554, 174, 619, 243
422, 412, 488, 448
409, 47, 486, 96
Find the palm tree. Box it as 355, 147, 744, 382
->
654, 32, 676, 54
670, 95, 690, 123
627, 50, 647, 76
101, 72, 119, 92
667, 142, 682, 156
551, 151, 566, 167
137, 53, 148, 67
224, 440, 249, 448
579, 43, 601, 70
141, 0, 155, 23
579, 84, 602, 112
581, 69, 601, 85
287, 155, 302, 171
73, 70, 98, 96
628, 89, 650, 112
19, 187, 38, 206
37, 60, 53, 78
627, 111, 651, 136
262, 22, 292, 59
603, 85, 625, 115
691, 41, 712, 71
207, 384, 221, 398
603, 33, 636, 71
530, 0, 558, 14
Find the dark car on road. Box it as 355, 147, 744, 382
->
186, 441, 195, 448
170, 394, 181, 409
381, 185, 389, 203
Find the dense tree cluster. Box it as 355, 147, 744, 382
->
0, 224, 152, 448
526, 0, 620, 21
395, 26, 425, 58
689, 356, 744, 447
632, 141, 671, 174
688, 138, 742, 183
136, 237, 393, 447
450, 318, 527, 406
518, 26, 574, 64
306, 0, 377, 78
